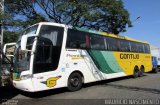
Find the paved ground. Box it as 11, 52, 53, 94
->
1, 72, 160, 105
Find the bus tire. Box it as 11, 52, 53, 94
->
67, 72, 83, 92
133, 67, 139, 78
139, 66, 144, 77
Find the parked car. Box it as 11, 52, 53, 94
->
151, 46, 160, 68
152, 56, 159, 73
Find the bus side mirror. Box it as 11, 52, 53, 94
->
3, 42, 16, 57
21, 35, 28, 51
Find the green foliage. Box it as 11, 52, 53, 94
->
1, 0, 46, 43
36, 0, 132, 34
4, 0, 132, 36
3, 31, 19, 44
4, 0, 46, 28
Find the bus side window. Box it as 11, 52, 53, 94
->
144, 44, 150, 53
66, 29, 87, 49
119, 40, 130, 52
107, 37, 119, 51
90, 35, 105, 50
130, 42, 138, 53
137, 43, 144, 53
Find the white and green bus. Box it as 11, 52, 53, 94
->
12, 22, 152, 92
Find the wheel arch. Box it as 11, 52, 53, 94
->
134, 65, 139, 70
68, 70, 84, 84
140, 65, 145, 69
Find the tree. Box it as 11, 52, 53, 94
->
35, 0, 132, 34
3, 31, 19, 43
4, 0, 132, 35
1, 0, 46, 44
5, 0, 46, 28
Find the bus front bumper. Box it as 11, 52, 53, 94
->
13, 79, 34, 92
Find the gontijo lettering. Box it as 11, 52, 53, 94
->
120, 54, 139, 59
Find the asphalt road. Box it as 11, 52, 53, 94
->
1, 72, 160, 105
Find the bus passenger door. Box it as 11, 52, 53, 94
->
31, 37, 62, 91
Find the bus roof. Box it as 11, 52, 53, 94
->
38, 22, 149, 44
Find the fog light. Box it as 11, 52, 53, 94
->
21, 74, 33, 80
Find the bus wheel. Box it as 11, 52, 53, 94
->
133, 67, 139, 78
67, 72, 83, 92
139, 66, 144, 77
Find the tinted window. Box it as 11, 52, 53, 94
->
119, 40, 130, 52
22, 25, 38, 35
106, 37, 119, 51
130, 41, 149, 53
39, 25, 64, 47
66, 29, 88, 49
130, 42, 138, 52
90, 35, 105, 50
144, 44, 150, 53
137, 43, 144, 53
66, 29, 150, 54
33, 38, 53, 74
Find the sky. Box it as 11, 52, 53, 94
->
120, 0, 160, 48
13, 0, 160, 48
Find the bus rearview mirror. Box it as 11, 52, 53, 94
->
21, 35, 28, 51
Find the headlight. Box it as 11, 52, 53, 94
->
21, 74, 33, 80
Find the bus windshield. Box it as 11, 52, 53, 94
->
22, 25, 38, 35
13, 37, 35, 73
13, 25, 64, 74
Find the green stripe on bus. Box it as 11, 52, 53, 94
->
101, 51, 123, 72
87, 50, 123, 74
75, 27, 101, 35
